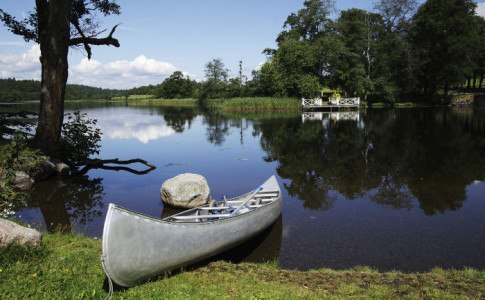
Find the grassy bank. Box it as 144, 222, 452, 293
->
367, 102, 435, 108
206, 97, 301, 112
1, 233, 484, 299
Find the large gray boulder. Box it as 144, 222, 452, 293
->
160, 173, 210, 208
0, 218, 42, 248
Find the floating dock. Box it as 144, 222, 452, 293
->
302, 97, 361, 111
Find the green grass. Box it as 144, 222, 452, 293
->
206, 97, 301, 112
1, 233, 484, 299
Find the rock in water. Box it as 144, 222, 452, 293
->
0, 218, 42, 248
160, 173, 210, 208
14, 171, 34, 191
51, 159, 71, 177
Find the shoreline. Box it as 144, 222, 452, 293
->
2, 233, 484, 299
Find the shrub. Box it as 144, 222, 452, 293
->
0, 136, 43, 217
57, 110, 102, 168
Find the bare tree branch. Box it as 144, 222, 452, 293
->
71, 19, 93, 59
69, 23, 120, 57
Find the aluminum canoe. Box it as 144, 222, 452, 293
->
101, 175, 282, 287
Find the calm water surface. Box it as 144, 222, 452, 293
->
5, 102, 485, 272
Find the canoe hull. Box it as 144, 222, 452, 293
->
102, 176, 282, 287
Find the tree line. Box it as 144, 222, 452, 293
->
251, 0, 485, 103
0, 78, 125, 102
115, 0, 485, 104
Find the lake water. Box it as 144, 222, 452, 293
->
4, 102, 485, 272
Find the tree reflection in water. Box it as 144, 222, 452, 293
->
159, 106, 197, 133
253, 108, 485, 214
27, 175, 105, 232
204, 113, 231, 145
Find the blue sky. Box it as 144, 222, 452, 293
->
1, 0, 484, 89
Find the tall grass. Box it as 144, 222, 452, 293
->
112, 94, 155, 100
206, 97, 301, 112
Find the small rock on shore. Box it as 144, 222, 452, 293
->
0, 218, 42, 248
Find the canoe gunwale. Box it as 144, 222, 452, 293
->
104, 188, 280, 227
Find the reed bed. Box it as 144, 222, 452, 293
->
206, 97, 301, 112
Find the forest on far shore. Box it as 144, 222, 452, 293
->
0, 78, 126, 102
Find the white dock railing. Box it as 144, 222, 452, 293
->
302, 97, 323, 106
328, 97, 360, 106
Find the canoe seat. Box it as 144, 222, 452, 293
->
254, 192, 279, 198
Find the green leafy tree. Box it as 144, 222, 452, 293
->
370, 0, 419, 102
470, 16, 485, 88
158, 71, 196, 99
0, 1, 120, 155
374, 0, 418, 33
252, 62, 286, 97
331, 9, 383, 97
411, 0, 479, 97
204, 58, 229, 83
201, 58, 229, 99
273, 39, 323, 97
277, 0, 335, 44
250, 0, 336, 98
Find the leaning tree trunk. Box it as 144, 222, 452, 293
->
33, 0, 70, 155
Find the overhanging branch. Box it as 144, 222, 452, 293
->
69, 23, 120, 59
71, 20, 92, 59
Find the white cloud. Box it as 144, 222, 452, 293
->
72, 58, 102, 74
70, 55, 178, 88
477, 3, 485, 18
87, 111, 176, 143
255, 61, 266, 71
0, 46, 180, 89
106, 123, 175, 144
0, 44, 40, 79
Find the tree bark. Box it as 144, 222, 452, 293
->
33, 0, 70, 155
